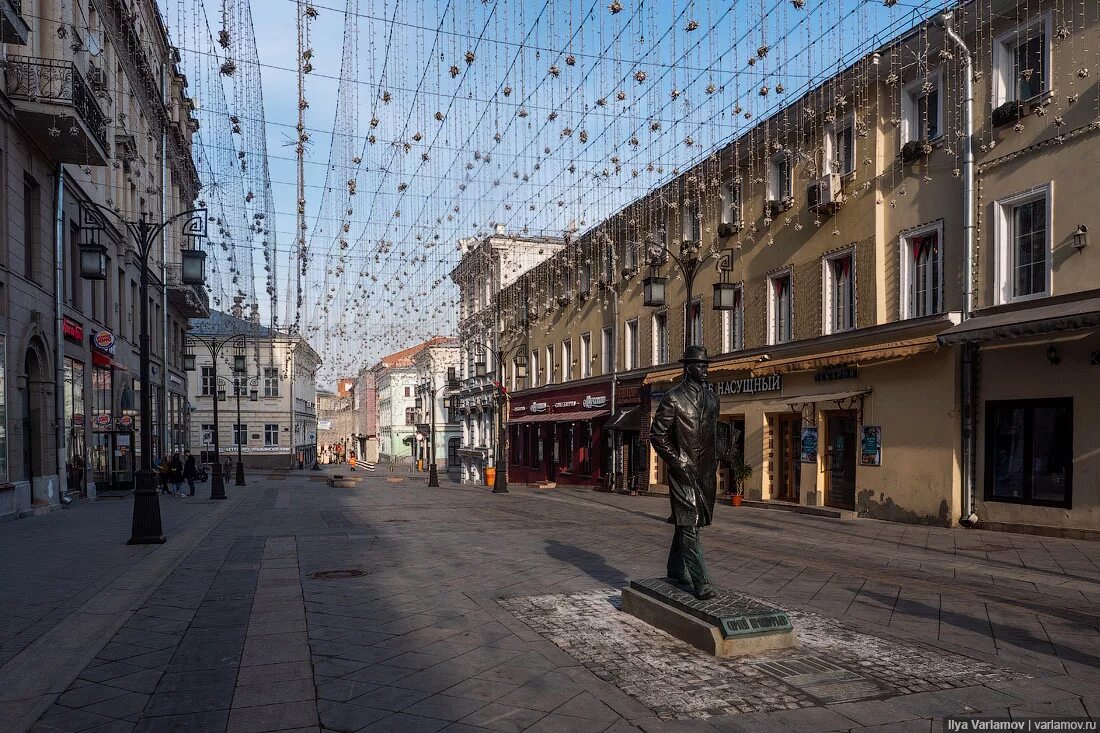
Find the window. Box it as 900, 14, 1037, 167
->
580, 332, 591, 378
684, 299, 703, 347
579, 262, 591, 294
405, 407, 416, 425
129, 281, 137, 342
545, 345, 554, 384
823, 252, 855, 334
680, 201, 701, 244
200, 366, 215, 396
995, 185, 1051, 304
263, 367, 279, 397
561, 339, 572, 382
901, 224, 943, 319
827, 116, 855, 176
264, 423, 279, 446
986, 398, 1071, 506
448, 437, 461, 467
23, 174, 39, 281
902, 70, 942, 143
232, 424, 247, 446
623, 240, 637, 273
768, 273, 793, 344
652, 312, 669, 365
720, 180, 742, 230
69, 224, 83, 308
601, 326, 613, 374
768, 153, 792, 202
994, 14, 1051, 106
722, 285, 744, 352
624, 319, 639, 370
404, 386, 411, 397
531, 349, 540, 387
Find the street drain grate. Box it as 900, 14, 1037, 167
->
753, 656, 896, 704
310, 569, 366, 580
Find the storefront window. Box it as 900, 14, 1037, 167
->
92, 367, 112, 487
986, 398, 1072, 506
64, 358, 86, 491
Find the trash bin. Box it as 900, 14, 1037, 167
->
484, 466, 496, 487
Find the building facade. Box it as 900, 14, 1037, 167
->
411, 338, 461, 478
187, 308, 320, 471
373, 338, 453, 464
486, 0, 1100, 536
449, 226, 565, 484
317, 378, 359, 464
0, 0, 203, 519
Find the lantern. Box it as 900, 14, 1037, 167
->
183, 352, 196, 371
181, 247, 207, 285
475, 359, 487, 377
1073, 224, 1088, 252
514, 354, 528, 379
643, 275, 668, 307
217, 389, 227, 402
250, 388, 258, 402
233, 354, 246, 372
79, 230, 109, 280
713, 281, 740, 311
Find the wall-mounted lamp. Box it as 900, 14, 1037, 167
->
1046, 344, 1061, 366
1073, 224, 1088, 252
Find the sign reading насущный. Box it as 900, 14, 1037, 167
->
711, 374, 782, 396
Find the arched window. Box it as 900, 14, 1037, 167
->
405, 407, 416, 425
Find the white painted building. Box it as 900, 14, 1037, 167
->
411, 339, 461, 477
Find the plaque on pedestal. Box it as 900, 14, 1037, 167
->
622, 578, 798, 658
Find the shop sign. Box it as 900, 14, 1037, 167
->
202, 430, 213, 445
616, 384, 642, 405
582, 395, 607, 409
92, 330, 116, 356
799, 427, 818, 463
169, 373, 184, 387
318, 419, 333, 430
71, 413, 85, 426
530, 402, 548, 413
815, 365, 858, 382
553, 400, 578, 409
240, 446, 288, 454
860, 426, 882, 467
711, 374, 782, 396
512, 405, 526, 413
93, 414, 112, 429
117, 415, 134, 430
63, 317, 84, 343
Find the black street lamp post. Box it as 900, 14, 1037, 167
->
416, 378, 440, 487
184, 333, 248, 501
78, 203, 208, 545
642, 233, 735, 350
218, 374, 259, 485
472, 341, 528, 494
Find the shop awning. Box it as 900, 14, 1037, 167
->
938, 295, 1100, 345
605, 406, 642, 431
760, 389, 871, 411
508, 409, 610, 424
744, 338, 938, 376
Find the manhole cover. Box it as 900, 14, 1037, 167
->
753, 656, 895, 704
310, 569, 366, 580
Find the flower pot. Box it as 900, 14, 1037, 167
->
732, 494, 742, 507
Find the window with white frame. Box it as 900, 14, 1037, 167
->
993, 13, 1052, 106
623, 240, 637, 273
264, 423, 279, 446
769, 153, 792, 202
684, 298, 703, 347
902, 70, 942, 143
531, 349, 540, 387
995, 184, 1051, 304
652, 311, 669, 365
900, 223, 943, 319
233, 423, 247, 446
545, 344, 554, 384
601, 326, 613, 374
768, 273, 793, 344
201, 366, 215, 396
561, 339, 572, 382
722, 285, 744, 352
580, 332, 591, 378
720, 180, 742, 229
826, 115, 856, 176
823, 252, 855, 335
624, 319, 639, 370
580, 262, 592, 294
680, 201, 701, 244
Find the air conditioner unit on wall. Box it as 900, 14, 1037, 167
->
807, 173, 842, 214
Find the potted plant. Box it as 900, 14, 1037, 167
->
729, 462, 752, 506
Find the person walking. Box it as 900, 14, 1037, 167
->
183, 451, 197, 496
155, 456, 170, 495
168, 453, 184, 496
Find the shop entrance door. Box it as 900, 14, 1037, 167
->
825, 412, 857, 510
774, 414, 801, 502
544, 427, 556, 481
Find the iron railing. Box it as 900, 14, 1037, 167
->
5, 56, 108, 152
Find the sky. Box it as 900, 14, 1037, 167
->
166, 0, 957, 388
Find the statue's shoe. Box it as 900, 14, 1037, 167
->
693, 584, 716, 600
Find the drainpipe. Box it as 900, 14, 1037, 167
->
54, 165, 71, 505
161, 62, 170, 458
943, 11, 979, 527
609, 275, 620, 491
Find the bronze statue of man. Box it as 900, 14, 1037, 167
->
650, 345, 723, 600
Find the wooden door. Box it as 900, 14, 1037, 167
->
774, 414, 801, 502
825, 412, 857, 510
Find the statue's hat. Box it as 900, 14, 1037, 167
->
680, 345, 710, 364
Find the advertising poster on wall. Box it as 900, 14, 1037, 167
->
799, 427, 818, 463
861, 426, 882, 466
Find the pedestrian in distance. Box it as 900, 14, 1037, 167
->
168, 453, 184, 496
155, 457, 170, 495
183, 451, 197, 496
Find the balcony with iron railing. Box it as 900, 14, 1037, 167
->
5, 56, 109, 165
1, 0, 28, 45
165, 263, 210, 319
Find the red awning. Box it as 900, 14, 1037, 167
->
508, 409, 610, 424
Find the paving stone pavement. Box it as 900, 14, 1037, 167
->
1, 469, 1098, 732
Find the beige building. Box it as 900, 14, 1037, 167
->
0, 0, 203, 519
490, 0, 1100, 537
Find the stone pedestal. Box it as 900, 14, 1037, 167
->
622, 578, 797, 658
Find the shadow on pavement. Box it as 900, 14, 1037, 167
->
544, 539, 629, 587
